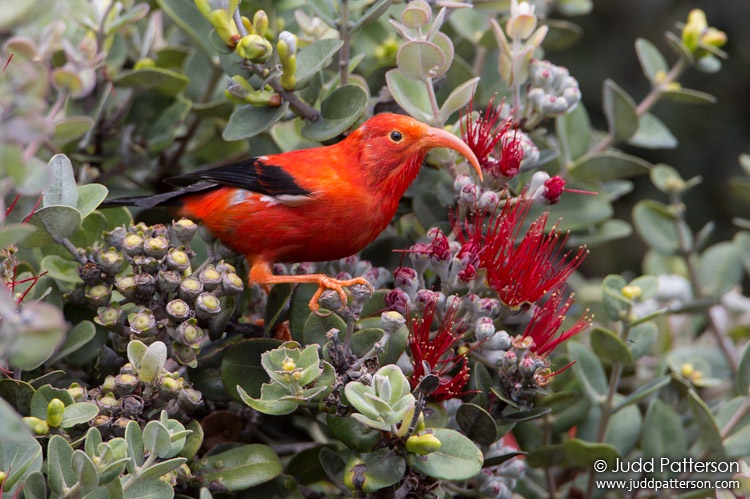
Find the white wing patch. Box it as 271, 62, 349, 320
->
228, 189, 312, 208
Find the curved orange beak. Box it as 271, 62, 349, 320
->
424, 126, 483, 183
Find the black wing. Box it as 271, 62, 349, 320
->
166, 157, 312, 198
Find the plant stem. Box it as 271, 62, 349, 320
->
589, 57, 688, 154
247, 63, 320, 122
671, 193, 738, 375
425, 78, 441, 126
339, 0, 350, 85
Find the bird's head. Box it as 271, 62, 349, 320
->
349, 113, 483, 190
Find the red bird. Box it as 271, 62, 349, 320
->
108, 113, 482, 312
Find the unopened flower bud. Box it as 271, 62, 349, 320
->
194, 292, 221, 319
506, 0, 537, 41
475, 318, 496, 341
459, 183, 479, 207
394, 267, 419, 295
415, 289, 444, 309
98, 392, 120, 412
282, 358, 296, 371
67, 383, 86, 402
46, 398, 65, 428
144, 235, 169, 259
102, 375, 117, 392
406, 431, 442, 455
253, 10, 268, 36
519, 354, 537, 377
159, 376, 182, 396
479, 297, 501, 317
172, 218, 198, 244
166, 248, 191, 272
486, 329, 511, 350
453, 174, 473, 194
23, 416, 49, 435
385, 288, 410, 316
179, 277, 204, 302
236, 34, 271, 61
478, 190, 501, 211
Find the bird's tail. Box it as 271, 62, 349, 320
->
100, 191, 186, 209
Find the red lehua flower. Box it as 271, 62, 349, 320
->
543, 175, 566, 204
452, 197, 587, 308
409, 301, 471, 400
461, 97, 522, 179
522, 285, 591, 357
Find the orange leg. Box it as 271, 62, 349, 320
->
249, 260, 374, 315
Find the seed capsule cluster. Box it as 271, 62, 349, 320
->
70, 219, 244, 367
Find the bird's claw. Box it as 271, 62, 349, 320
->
308, 276, 374, 316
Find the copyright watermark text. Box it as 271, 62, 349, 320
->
593, 458, 741, 492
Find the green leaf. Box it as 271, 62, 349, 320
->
351, 0, 393, 31
303, 310, 347, 348
555, 102, 591, 162
302, 85, 367, 141
570, 151, 652, 181
397, 40, 446, 82
661, 87, 717, 105
137, 457, 187, 482
602, 79, 638, 140
567, 219, 632, 247
138, 341, 167, 384
351, 449, 406, 493
125, 421, 144, 473
568, 341, 608, 402
49, 320, 96, 363
635, 38, 668, 84
143, 421, 172, 458
48, 435, 76, 494
698, 242, 743, 296
295, 39, 344, 88
591, 327, 633, 366
737, 341, 750, 396
542, 19, 584, 50
406, 428, 483, 480
30, 385, 73, 420
456, 403, 497, 446
145, 98, 192, 153
0, 398, 43, 496
628, 113, 678, 149
326, 415, 382, 453
155, 0, 213, 57
222, 102, 289, 141
120, 477, 173, 499
5, 304, 67, 370
21, 471, 46, 499
650, 164, 683, 193
686, 389, 723, 453
192, 444, 282, 491
604, 402, 641, 456
641, 399, 687, 477
72, 450, 99, 490
0, 224, 36, 249
114, 68, 190, 96
385, 69, 432, 123
627, 321, 658, 361
562, 439, 619, 468
611, 375, 670, 414
633, 200, 691, 255
221, 338, 282, 401
44, 154, 78, 208
61, 402, 100, 428
53, 116, 94, 146
236, 384, 298, 416
29, 205, 83, 240
0, 379, 35, 416
498, 407, 552, 423
264, 284, 292, 336
438, 77, 480, 125
284, 446, 328, 486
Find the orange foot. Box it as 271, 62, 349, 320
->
249, 261, 374, 316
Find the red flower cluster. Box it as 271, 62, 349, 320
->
461, 97, 523, 179
522, 287, 591, 357
408, 301, 471, 400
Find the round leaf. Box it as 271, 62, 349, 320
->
221, 338, 282, 401
635, 38, 668, 84
31, 205, 83, 240
698, 242, 743, 296
632, 200, 691, 255
570, 151, 652, 181
295, 39, 344, 88
568, 341, 608, 401
456, 403, 497, 446
602, 79, 638, 140
591, 327, 633, 366
192, 444, 282, 491
222, 102, 289, 141
386, 69, 432, 123
301, 85, 367, 141
43, 154, 78, 208
641, 399, 687, 476
406, 428, 482, 480
114, 67, 189, 95
397, 40, 446, 81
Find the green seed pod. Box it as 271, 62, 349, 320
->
122, 233, 144, 257
98, 392, 120, 412
46, 398, 65, 428
101, 375, 117, 392
129, 309, 156, 337
405, 432, 442, 455
176, 319, 204, 347
159, 376, 183, 397
115, 275, 137, 300
221, 271, 244, 295
172, 342, 198, 367
158, 270, 181, 295
194, 292, 221, 320
23, 416, 49, 435
179, 277, 204, 302
167, 248, 191, 272
199, 265, 222, 291
98, 247, 124, 276
171, 218, 198, 244
132, 255, 160, 274
178, 387, 203, 413
67, 382, 87, 402
135, 273, 157, 297
144, 235, 170, 259
85, 284, 112, 308
115, 373, 140, 395
166, 298, 191, 322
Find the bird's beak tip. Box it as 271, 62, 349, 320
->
428, 127, 484, 183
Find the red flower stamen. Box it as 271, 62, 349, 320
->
461, 96, 522, 179
522, 286, 591, 357
409, 300, 472, 400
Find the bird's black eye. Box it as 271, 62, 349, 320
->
390, 130, 403, 142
